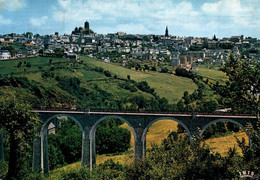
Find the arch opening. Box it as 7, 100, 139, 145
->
142, 118, 190, 157
201, 119, 250, 156
90, 116, 135, 166
41, 114, 83, 170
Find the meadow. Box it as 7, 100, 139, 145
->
195, 64, 228, 84
80, 56, 197, 103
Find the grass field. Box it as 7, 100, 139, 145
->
0, 56, 198, 103
195, 64, 228, 84
80, 56, 197, 103
0, 56, 228, 104
0, 56, 68, 74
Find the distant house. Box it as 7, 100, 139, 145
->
48, 122, 56, 135
191, 65, 198, 71
0, 50, 11, 60
65, 52, 77, 60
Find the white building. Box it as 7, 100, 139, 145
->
0, 50, 11, 60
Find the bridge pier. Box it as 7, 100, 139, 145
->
0, 133, 4, 161
134, 127, 146, 159
82, 127, 91, 168
32, 137, 41, 169
41, 129, 49, 173
90, 131, 96, 170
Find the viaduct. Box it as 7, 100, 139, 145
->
0, 109, 257, 173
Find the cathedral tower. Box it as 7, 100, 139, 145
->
165, 26, 169, 37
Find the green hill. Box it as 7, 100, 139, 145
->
79, 56, 197, 103
0, 56, 198, 110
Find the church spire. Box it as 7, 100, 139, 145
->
165, 26, 169, 37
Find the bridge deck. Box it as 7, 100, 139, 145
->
32, 110, 257, 119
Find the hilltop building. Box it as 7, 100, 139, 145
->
72, 20, 93, 35
165, 26, 169, 37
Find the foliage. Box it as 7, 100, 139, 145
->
175, 68, 194, 78
125, 132, 244, 179
235, 120, 260, 178
203, 122, 240, 139
96, 118, 131, 154
119, 82, 137, 92
213, 54, 260, 115
0, 161, 8, 179
42, 70, 54, 78
59, 167, 95, 180
160, 67, 168, 73
135, 81, 155, 94
96, 159, 124, 179
48, 118, 81, 169
0, 96, 41, 179
48, 118, 131, 169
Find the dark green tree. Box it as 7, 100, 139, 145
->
96, 119, 131, 154
0, 96, 41, 179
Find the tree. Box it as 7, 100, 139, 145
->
213, 54, 260, 117
151, 66, 157, 71
0, 96, 41, 179
17, 62, 22, 68
39, 49, 44, 56
26, 62, 31, 68
160, 67, 168, 73
183, 91, 190, 104
96, 119, 131, 154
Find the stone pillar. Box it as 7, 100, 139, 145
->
142, 135, 146, 158
32, 136, 41, 169
134, 127, 145, 159
0, 133, 4, 161
89, 130, 96, 170
41, 129, 49, 173
82, 128, 90, 167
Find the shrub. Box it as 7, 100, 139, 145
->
119, 82, 137, 92
160, 67, 168, 73
26, 62, 31, 68
104, 70, 112, 77
42, 70, 54, 78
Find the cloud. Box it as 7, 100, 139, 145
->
116, 23, 152, 34
0, 15, 12, 25
0, 0, 27, 11
52, 0, 203, 34
49, 0, 260, 37
57, 0, 71, 9
29, 16, 48, 27
201, 0, 258, 27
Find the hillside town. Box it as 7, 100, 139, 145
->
0, 20, 259, 69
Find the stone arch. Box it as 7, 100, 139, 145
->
201, 118, 251, 145
40, 114, 84, 172
142, 117, 192, 144
89, 115, 136, 169
90, 115, 136, 142
41, 114, 84, 133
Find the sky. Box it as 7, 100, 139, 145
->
0, 0, 260, 38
